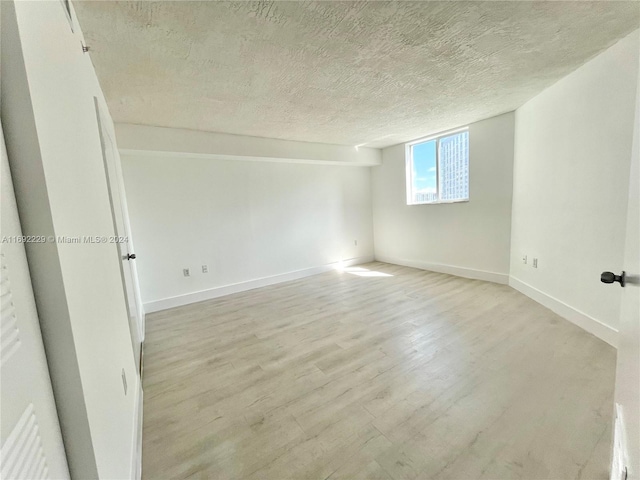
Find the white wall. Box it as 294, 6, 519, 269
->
1, 1, 139, 478
371, 112, 515, 284
121, 150, 374, 312
510, 30, 640, 345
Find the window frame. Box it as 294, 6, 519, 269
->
405, 127, 470, 205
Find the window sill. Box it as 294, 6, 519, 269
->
407, 199, 469, 206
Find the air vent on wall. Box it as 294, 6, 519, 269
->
1, 254, 21, 366
0, 404, 50, 479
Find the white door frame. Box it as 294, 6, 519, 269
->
94, 97, 145, 370
610, 47, 640, 480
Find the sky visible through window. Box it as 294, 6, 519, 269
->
412, 140, 437, 194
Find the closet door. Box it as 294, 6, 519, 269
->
1, 124, 69, 479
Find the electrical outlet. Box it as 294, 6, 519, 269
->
183, 268, 190, 277
202, 265, 208, 273
533, 258, 538, 268
522, 255, 527, 264
121, 368, 128, 395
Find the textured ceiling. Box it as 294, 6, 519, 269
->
74, 1, 640, 148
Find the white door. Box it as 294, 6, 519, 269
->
610, 58, 640, 479
94, 98, 144, 371
0, 123, 69, 479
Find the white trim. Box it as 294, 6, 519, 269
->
143, 256, 375, 313
409, 199, 470, 206
138, 311, 145, 343
130, 379, 143, 480
509, 276, 618, 348
374, 255, 509, 285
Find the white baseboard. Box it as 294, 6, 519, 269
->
144, 256, 375, 313
375, 255, 509, 285
509, 276, 618, 348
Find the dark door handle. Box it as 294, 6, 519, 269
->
601, 271, 625, 287
125, 253, 136, 261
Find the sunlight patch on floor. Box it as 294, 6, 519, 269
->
339, 266, 393, 277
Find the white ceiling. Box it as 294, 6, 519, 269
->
74, 1, 640, 148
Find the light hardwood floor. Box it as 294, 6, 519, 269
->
142, 262, 615, 480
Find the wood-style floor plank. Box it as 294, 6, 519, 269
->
142, 262, 615, 480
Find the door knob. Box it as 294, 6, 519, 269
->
125, 253, 136, 261
601, 271, 625, 287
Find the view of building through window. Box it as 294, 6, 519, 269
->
410, 139, 438, 203
407, 129, 469, 204
439, 131, 469, 201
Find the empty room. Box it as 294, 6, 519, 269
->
1, 1, 639, 479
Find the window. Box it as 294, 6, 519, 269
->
406, 129, 469, 205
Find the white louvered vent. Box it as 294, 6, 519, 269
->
0, 404, 49, 479
1, 254, 21, 366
